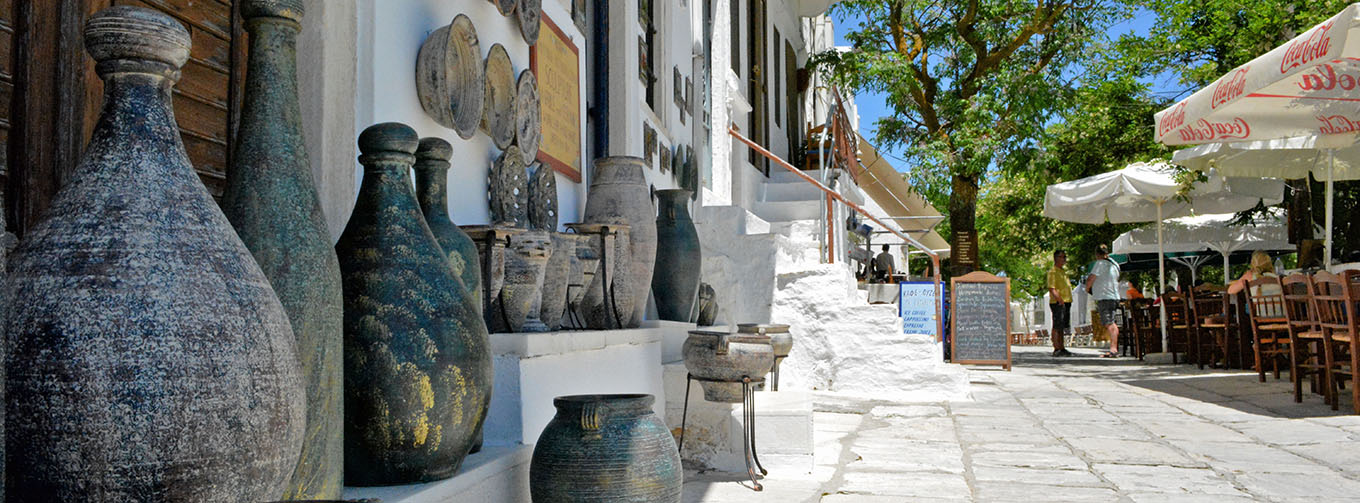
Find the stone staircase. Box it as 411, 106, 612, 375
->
692, 170, 970, 401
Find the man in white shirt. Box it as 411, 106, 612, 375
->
1085, 244, 1122, 358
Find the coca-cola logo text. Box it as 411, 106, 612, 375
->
1319, 114, 1360, 134
1281, 20, 1333, 74
1174, 118, 1252, 142
1211, 67, 1250, 109
1297, 63, 1360, 91
1158, 102, 1187, 137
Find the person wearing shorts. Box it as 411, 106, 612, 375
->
1047, 250, 1072, 357
1085, 244, 1122, 358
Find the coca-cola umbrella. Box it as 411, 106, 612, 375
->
1044, 161, 1284, 347
1154, 3, 1360, 264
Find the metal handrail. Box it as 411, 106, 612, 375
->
730, 126, 944, 341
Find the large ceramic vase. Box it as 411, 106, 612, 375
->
219, 1, 343, 498
3, 7, 304, 500
336, 123, 492, 485
567, 221, 633, 329
539, 232, 573, 330
652, 189, 701, 322
530, 395, 682, 502
683, 330, 774, 403
582, 156, 656, 328
493, 229, 552, 332
415, 137, 484, 314
740, 324, 792, 391
462, 225, 522, 329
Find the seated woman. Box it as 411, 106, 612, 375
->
1227, 250, 1281, 299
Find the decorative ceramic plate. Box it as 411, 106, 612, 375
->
482, 43, 518, 150
518, 0, 542, 45
515, 69, 542, 165
415, 15, 484, 138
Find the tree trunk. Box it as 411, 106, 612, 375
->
949, 173, 979, 276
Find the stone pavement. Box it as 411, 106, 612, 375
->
683, 345, 1360, 502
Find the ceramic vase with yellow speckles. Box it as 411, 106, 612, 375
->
415, 137, 483, 315
336, 123, 493, 485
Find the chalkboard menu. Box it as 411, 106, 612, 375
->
950, 271, 1012, 370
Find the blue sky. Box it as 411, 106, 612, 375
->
830, 9, 1169, 172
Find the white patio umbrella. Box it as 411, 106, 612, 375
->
1155, 3, 1360, 265
1173, 136, 1360, 264
1112, 209, 1291, 284
1045, 161, 1284, 347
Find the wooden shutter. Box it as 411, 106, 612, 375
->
114, 0, 244, 198
0, 0, 14, 188
4, 0, 244, 236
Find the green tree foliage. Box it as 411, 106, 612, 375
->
816, 0, 1129, 274
978, 76, 1170, 300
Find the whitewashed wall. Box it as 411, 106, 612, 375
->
352, 0, 588, 230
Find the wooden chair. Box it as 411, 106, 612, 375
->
1340, 271, 1360, 414
1282, 273, 1328, 404
1191, 286, 1230, 369
1129, 298, 1157, 360
1162, 292, 1191, 364
1244, 275, 1290, 382
1310, 270, 1353, 411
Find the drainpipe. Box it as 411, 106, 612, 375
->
592, 0, 610, 158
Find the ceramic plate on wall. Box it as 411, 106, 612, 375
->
482, 43, 518, 150
416, 15, 484, 138
515, 69, 541, 165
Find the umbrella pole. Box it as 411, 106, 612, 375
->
1223, 249, 1231, 285
1326, 149, 1335, 271
1157, 200, 1168, 352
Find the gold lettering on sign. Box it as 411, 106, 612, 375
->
531, 14, 583, 182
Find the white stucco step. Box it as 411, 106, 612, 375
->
762, 180, 827, 202
663, 362, 816, 475
694, 204, 771, 236
343, 445, 532, 503
486, 328, 666, 446
754, 200, 824, 223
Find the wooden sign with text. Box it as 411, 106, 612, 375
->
949, 271, 1012, 370
954, 231, 979, 269
529, 14, 582, 182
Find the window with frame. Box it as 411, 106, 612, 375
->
640, 0, 657, 110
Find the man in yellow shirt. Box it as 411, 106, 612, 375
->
1047, 249, 1073, 357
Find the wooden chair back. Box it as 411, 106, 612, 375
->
1245, 275, 1286, 324
1282, 272, 1319, 337
1311, 270, 1350, 336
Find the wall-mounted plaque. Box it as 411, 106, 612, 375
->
529, 14, 582, 182
643, 123, 657, 164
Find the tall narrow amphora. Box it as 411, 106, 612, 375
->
582, 156, 656, 328
3, 6, 304, 501
336, 123, 493, 485
415, 137, 484, 314
652, 189, 701, 321
219, 1, 343, 498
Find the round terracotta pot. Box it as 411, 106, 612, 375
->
530, 394, 682, 502
582, 157, 655, 328
683, 330, 774, 403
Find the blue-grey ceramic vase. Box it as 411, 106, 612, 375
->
415, 137, 484, 315
219, 1, 344, 498
652, 189, 701, 321
530, 394, 682, 502
336, 123, 492, 485
582, 157, 655, 328
3, 7, 304, 501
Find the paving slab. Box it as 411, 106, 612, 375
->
684, 346, 1360, 502
1092, 463, 1242, 495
